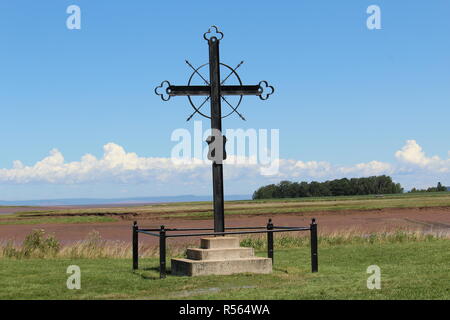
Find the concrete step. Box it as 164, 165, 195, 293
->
171, 257, 272, 276
186, 247, 254, 260
200, 237, 240, 249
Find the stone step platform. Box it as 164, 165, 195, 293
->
200, 236, 240, 249
171, 257, 272, 277
171, 236, 273, 276
186, 247, 254, 260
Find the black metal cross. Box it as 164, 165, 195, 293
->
155, 26, 274, 233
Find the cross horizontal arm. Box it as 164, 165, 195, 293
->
168, 86, 209, 96
222, 85, 261, 96
168, 85, 262, 97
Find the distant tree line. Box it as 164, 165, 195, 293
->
409, 182, 447, 193
252, 175, 403, 200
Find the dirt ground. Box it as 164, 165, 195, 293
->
1, 206, 449, 245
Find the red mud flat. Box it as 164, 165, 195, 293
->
1, 207, 449, 245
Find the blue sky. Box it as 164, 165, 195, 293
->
0, 1, 449, 200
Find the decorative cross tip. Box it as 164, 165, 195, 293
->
203, 25, 224, 41
258, 81, 274, 100
155, 80, 171, 101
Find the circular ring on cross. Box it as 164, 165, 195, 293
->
187, 63, 243, 119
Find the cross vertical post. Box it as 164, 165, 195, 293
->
208, 36, 225, 234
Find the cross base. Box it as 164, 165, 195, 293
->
171, 237, 272, 276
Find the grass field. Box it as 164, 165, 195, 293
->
1, 237, 449, 299
1, 192, 450, 225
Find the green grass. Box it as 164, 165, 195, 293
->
1, 240, 449, 299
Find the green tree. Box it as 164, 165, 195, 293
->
253, 176, 403, 199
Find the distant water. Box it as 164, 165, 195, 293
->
0, 194, 252, 207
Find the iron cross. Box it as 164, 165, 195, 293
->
155, 26, 274, 233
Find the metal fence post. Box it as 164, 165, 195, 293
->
310, 218, 318, 273
159, 225, 166, 279
132, 221, 138, 270
267, 219, 274, 263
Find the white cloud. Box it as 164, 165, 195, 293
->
395, 140, 432, 166
395, 139, 450, 173
339, 161, 394, 176
0, 143, 206, 184
0, 141, 448, 191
